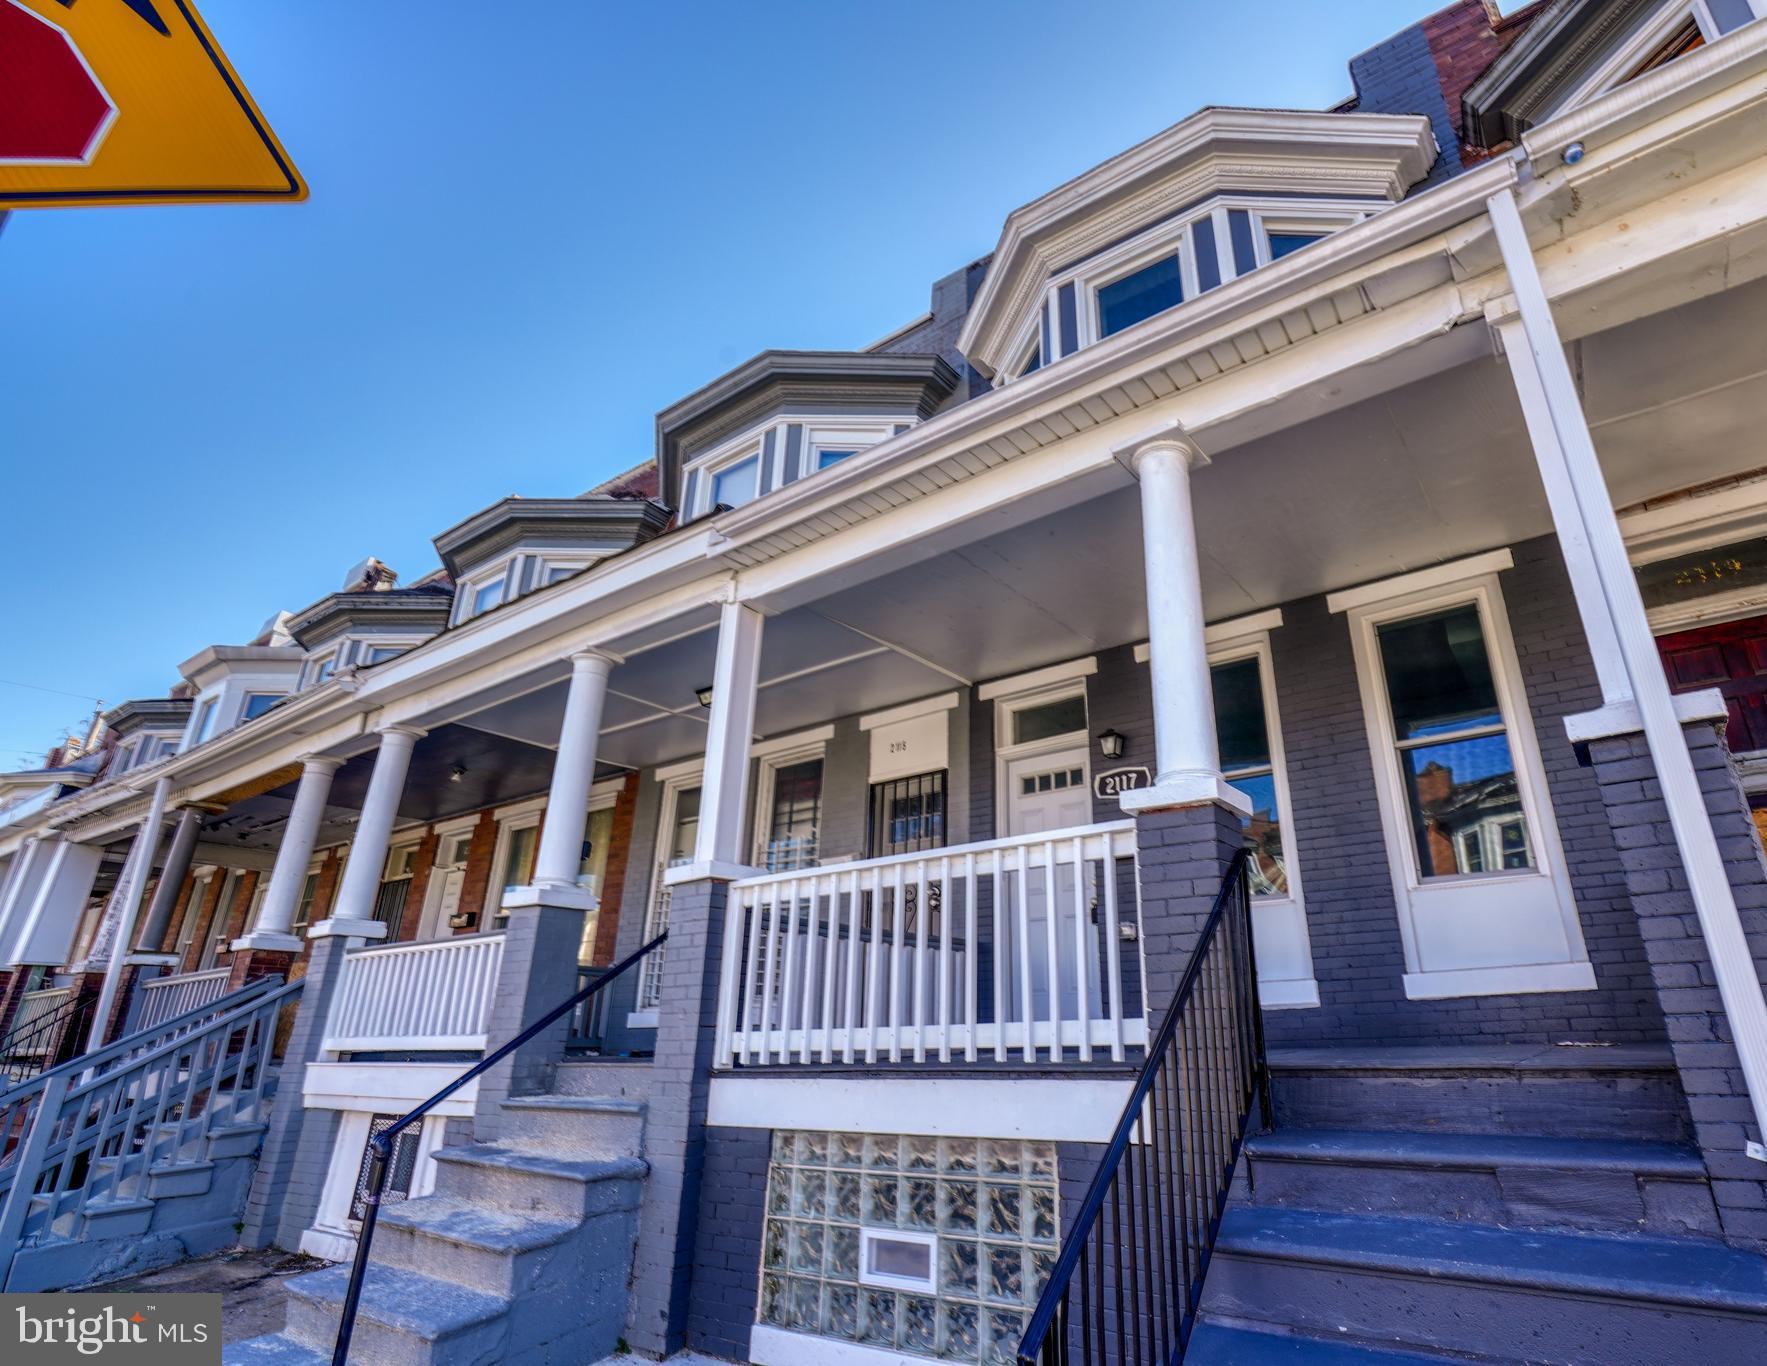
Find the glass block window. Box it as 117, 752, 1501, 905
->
759, 1130, 1059, 1364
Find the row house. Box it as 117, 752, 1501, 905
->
4, 1, 1767, 1361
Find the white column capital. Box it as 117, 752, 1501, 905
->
376, 725, 426, 745
299, 755, 346, 776
1114, 421, 1210, 476
566, 647, 621, 670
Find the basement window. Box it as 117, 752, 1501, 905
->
860, 1228, 938, 1292
350, 1115, 423, 1221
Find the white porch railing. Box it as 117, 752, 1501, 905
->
133, 966, 231, 1032
323, 932, 505, 1053
8, 988, 73, 1057
717, 820, 1144, 1068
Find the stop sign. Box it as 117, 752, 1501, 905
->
0, 2, 115, 163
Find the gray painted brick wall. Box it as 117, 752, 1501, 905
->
627, 876, 730, 1356
687, 1126, 770, 1360
239, 933, 351, 1251
1265, 535, 1665, 1046
1587, 720, 1767, 1248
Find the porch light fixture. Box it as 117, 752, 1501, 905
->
695, 685, 714, 708
1097, 728, 1126, 760
449, 763, 467, 783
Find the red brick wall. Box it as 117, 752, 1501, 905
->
180, 873, 230, 973
454, 810, 500, 932
593, 774, 640, 965
396, 826, 441, 941
157, 872, 199, 956
1419, 0, 1546, 158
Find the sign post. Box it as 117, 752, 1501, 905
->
0, 0, 304, 209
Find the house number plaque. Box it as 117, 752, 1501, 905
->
1094, 766, 1151, 798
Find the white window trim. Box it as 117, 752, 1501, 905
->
1543, 1, 1720, 119
991, 676, 1091, 838
1006, 194, 1382, 377
292, 856, 326, 930
633, 769, 704, 1024
303, 653, 338, 691
1208, 634, 1303, 906
488, 798, 546, 913
187, 695, 221, 748
859, 691, 961, 732
458, 565, 515, 624
686, 427, 769, 517
355, 638, 416, 666
750, 735, 829, 870
856, 1226, 939, 1293
241, 690, 287, 721
538, 555, 598, 588
977, 655, 1097, 701
802, 420, 898, 478
1339, 567, 1589, 997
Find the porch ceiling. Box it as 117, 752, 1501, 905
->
410, 271, 1767, 780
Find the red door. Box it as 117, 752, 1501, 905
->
1656, 617, 1767, 754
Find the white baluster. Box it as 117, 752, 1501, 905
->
1103, 835, 1126, 1062
1043, 840, 1062, 1063
936, 856, 953, 1064
1072, 836, 1092, 1063
842, 869, 861, 1064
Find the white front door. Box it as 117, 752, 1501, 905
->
1002, 746, 1096, 1027
1344, 569, 1592, 999
418, 832, 472, 941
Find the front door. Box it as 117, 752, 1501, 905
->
418, 832, 472, 941
1002, 746, 1095, 1028
1657, 616, 1767, 755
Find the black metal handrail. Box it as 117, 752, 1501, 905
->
1017, 848, 1268, 1365
0, 992, 96, 1083
332, 931, 667, 1365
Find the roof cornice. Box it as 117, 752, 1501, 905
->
957, 107, 1438, 377
102, 697, 194, 736
654, 351, 960, 506
1462, 0, 1659, 148
285, 590, 456, 649
432, 497, 673, 578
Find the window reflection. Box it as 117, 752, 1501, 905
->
1211, 657, 1287, 897
1377, 604, 1534, 878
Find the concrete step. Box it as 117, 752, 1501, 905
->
282, 1262, 509, 1364
1270, 1044, 1691, 1143
429, 1142, 646, 1218
221, 1334, 329, 1366
1202, 1205, 1767, 1363
372, 1196, 580, 1295
497, 1095, 644, 1155
1187, 1322, 1453, 1363
144, 1159, 214, 1200
552, 1058, 654, 1101
1243, 1127, 1719, 1237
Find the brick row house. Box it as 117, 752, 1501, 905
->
4, 1, 1767, 1360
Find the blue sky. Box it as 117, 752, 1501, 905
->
0, 0, 1440, 768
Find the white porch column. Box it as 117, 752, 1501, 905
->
87, 777, 170, 1049
526, 650, 617, 902
1116, 425, 1247, 815
326, 727, 422, 936
132, 806, 205, 957
1490, 185, 1767, 1158
671, 600, 764, 882
235, 757, 342, 951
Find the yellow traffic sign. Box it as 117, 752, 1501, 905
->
0, 0, 304, 208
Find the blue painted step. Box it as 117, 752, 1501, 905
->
1187, 1322, 1451, 1363
1240, 1126, 1719, 1235
1202, 1205, 1767, 1362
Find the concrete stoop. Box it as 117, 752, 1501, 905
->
6, 1101, 274, 1292
224, 1096, 648, 1365
1190, 1046, 1767, 1362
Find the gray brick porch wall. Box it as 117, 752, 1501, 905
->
686, 1125, 771, 1360
239, 933, 351, 1251
1586, 719, 1767, 1249
627, 876, 730, 1356
1135, 803, 1246, 1008
472, 899, 588, 1141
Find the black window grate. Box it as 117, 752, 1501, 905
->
350, 1114, 423, 1221
867, 771, 946, 857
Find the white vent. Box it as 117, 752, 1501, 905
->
858, 1228, 937, 1292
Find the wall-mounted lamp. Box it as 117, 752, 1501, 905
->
695, 685, 715, 708
1097, 728, 1126, 760
449, 763, 468, 783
